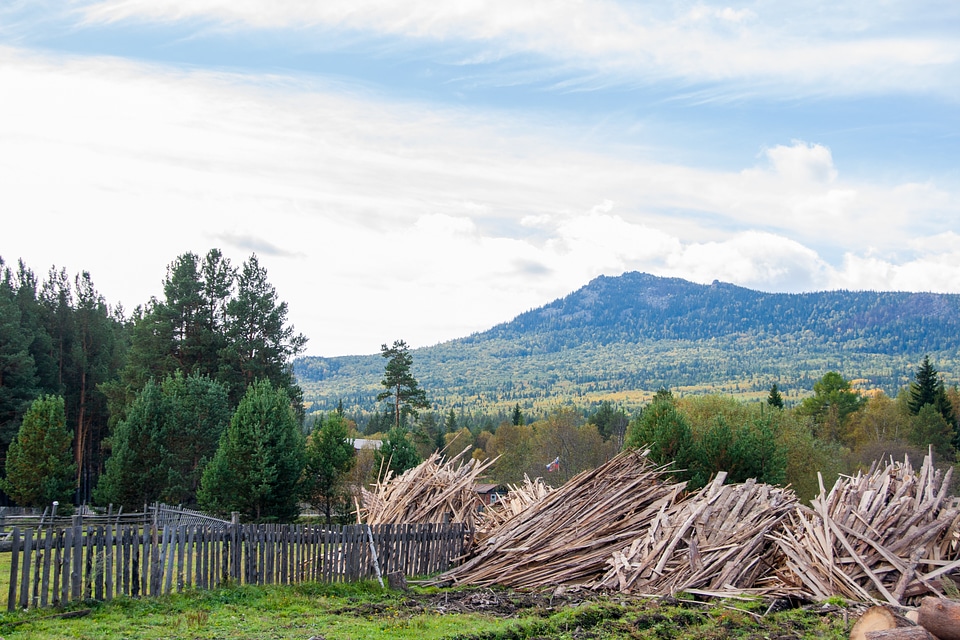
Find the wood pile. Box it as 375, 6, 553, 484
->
771, 452, 960, 606
594, 472, 798, 597
477, 475, 553, 536
360, 448, 498, 526
435, 449, 687, 588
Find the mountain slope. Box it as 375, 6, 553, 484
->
295, 272, 960, 413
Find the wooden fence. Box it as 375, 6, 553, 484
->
6, 520, 470, 611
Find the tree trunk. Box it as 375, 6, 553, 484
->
864, 629, 937, 640
917, 596, 960, 640
850, 606, 917, 640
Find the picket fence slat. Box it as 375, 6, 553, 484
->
6, 521, 470, 611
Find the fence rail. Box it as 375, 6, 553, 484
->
5, 520, 469, 611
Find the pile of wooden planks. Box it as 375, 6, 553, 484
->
432, 448, 959, 603
594, 472, 799, 597
771, 452, 960, 605
360, 448, 498, 526
435, 449, 687, 588
476, 475, 553, 536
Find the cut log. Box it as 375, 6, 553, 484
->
864, 629, 938, 640
850, 606, 917, 640
917, 596, 960, 640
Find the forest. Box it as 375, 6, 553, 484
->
2, 254, 959, 524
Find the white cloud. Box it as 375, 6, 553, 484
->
75, 0, 960, 99
764, 141, 837, 184
1, 46, 958, 355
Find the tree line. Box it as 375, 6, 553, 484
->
5, 250, 960, 523
0, 250, 317, 518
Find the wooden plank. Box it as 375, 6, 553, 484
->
105, 523, 114, 601
19, 528, 33, 609
52, 528, 64, 607
40, 527, 53, 608
130, 527, 140, 598
186, 526, 195, 589
71, 519, 83, 602
7, 527, 20, 611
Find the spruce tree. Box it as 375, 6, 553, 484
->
1, 395, 75, 507
302, 413, 355, 524
198, 380, 305, 522
767, 383, 784, 409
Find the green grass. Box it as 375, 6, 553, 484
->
0, 581, 852, 640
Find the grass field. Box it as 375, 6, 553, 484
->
0, 580, 853, 640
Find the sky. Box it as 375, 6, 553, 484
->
2, 1, 959, 357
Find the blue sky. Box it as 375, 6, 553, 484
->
2, 1, 959, 356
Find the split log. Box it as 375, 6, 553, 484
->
917, 596, 960, 640
850, 606, 917, 640
864, 629, 937, 640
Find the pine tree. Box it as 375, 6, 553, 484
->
376, 340, 429, 430
908, 356, 955, 426
0, 395, 75, 507
198, 380, 305, 522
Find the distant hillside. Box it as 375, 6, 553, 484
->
295, 272, 960, 414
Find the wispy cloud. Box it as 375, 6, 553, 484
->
73, 0, 960, 100
2, 45, 956, 355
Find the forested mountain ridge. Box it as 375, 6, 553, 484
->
295, 272, 960, 415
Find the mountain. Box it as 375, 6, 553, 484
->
294, 272, 960, 414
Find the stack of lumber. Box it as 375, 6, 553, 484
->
361, 447, 498, 526
435, 449, 687, 588
477, 475, 553, 536
771, 452, 960, 606
594, 472, 799, 597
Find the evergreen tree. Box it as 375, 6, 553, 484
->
94, 373, 229, 508
0, 395, 75, 507
220, 254, 307, 410
796, 372, 866, 442
624, 393, 696, 481
511, 403, 524, 427
302, 413, 355, 525
767, 383, 784, 409
908, 356, 955, 428
376, 425, 421, 476
908, 404, 956, 460
198, 381, 305, 522
376, 340, 429, 430
588, 400, 629, 443
93, 379, 167, 508
0, 260, 40, 459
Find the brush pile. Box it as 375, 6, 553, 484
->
436, 449, 687, 588
771, 453, 960, 605
360, 448, 498, 526
594, 472, 799, 597
477, 475, 553, 535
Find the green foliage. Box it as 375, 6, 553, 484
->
796, 372, 867, 443
767, 383, 784, 409
908, 356, 956, 449
376, 340, 429, 430
0, 395, 75, 507
625, 395, 697, 481
908, 404, 955, 459
118, 250, 305, 418
95, 373, 230, 508
199, 380, 305, 522
588, 400, 629, 443
376, 426, 421, 476
302, 413, 356, 524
